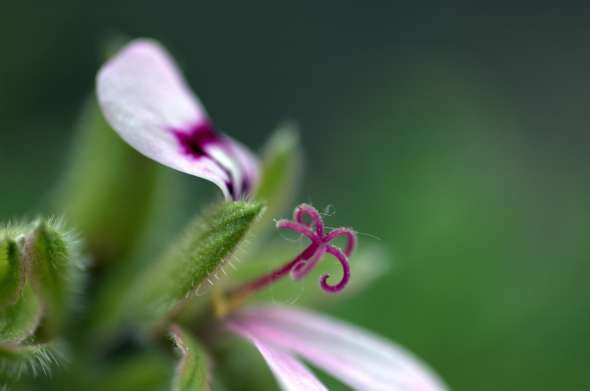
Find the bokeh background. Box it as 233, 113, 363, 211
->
1, 3, 590, 390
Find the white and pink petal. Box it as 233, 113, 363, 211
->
228, 321, 328, 391
230, 305, 448, 391
96, 39, 258, 200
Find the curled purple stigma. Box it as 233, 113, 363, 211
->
277, 204, 356, 292
231, 204, 357, 303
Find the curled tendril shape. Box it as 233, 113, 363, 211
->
276, 204, 357, 293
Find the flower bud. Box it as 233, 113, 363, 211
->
27, 220, 82, 338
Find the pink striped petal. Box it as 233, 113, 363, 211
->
228, 322, 328, 391
96, 39, 258, 199
231, 305, 448, 391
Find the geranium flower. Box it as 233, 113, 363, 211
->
96, 39, 447, 390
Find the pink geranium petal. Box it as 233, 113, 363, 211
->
96, 39, 258, 199
231, 305, 448, 391
227, 321, 328, 391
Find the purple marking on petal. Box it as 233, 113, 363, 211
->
96, 39, 259, 200
225, 181, 236, 200
173, 121, 220, 159
241, 176, 252, 197
173, 121, 240, 199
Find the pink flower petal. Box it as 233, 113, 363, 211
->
228, 321, 328, 391
231, 305, 448, 391
96, 39, 258, 199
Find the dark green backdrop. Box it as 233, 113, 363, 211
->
2, 3, 589, 390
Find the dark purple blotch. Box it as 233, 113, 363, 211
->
172, 121, 242, 199
172, 121, 220, 158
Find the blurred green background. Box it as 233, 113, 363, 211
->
1, 3, 589, 390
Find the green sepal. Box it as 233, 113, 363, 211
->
170, 325, 210, 391
0, 239, 25, 309
0, 284, 42, 344
26, 220, 82, 338
255, 124, 302, 231
95, 201, 264, 334
0, 341, 64, 380
57, 96, 162, 265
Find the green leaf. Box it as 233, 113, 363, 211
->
57, 96, 163, 265
255, 124, 302, 231
170, 325, 210, 391
26, 220, 83, 338
0, 341, 64, 379
0, 239, 25, 308
0, 285, 42, 343
94, 201, 264, 335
